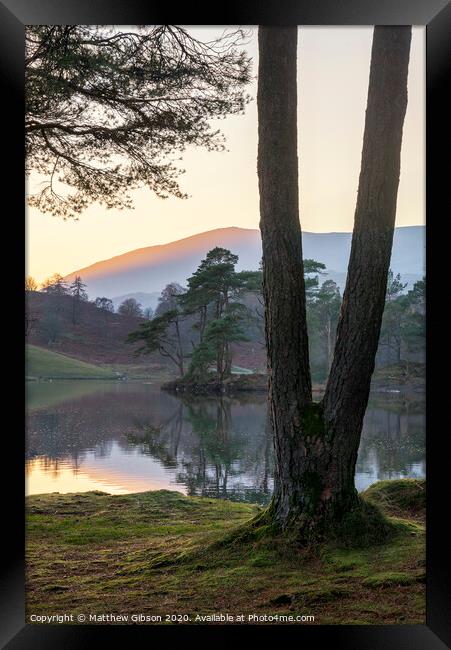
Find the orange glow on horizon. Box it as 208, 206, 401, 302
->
27, 27, 425, 284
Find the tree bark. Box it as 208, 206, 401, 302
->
174, 317, 185, 376
258, 26, 411, 536
326, 316, 332, 375
258, 26, 313, 527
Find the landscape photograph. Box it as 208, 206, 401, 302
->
25, 25, 426, 626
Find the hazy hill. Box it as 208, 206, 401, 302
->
27, 291, 152, 365
65, 225, 425, 300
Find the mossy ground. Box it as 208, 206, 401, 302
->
26, 480, 425, 625
362, 478, 425, 521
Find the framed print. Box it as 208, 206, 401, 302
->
1, 0, 449, 648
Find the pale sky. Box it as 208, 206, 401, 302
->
26, 26, 425, 284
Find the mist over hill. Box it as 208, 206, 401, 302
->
65, 226, 425, 302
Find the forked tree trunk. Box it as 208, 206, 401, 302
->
258, 26, 411, 536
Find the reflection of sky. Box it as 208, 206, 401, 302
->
26, 441, 270, 497
26, 443, 181, 495
26, 458, 130, 495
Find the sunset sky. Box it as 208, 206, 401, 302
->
26, 26, 425, 284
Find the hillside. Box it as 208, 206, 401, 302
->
26, 292, 160, 367
26, 291, 265, 372
64, 226, 425, 300
26, 345, 119, 380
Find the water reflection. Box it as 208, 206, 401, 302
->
26, 381, 425, 502
355, 399, 425, 491
125, 397, 273, 503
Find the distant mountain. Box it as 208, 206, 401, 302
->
65, 225, 425, 299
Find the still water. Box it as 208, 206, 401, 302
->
26, 381, 425, 503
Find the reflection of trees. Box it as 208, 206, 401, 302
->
26, 455, 63, 478
26, 410, 88, 473
26, 382, 424, 500
26, 386, 178, 461
27, 408, 113, 472
126, 394, 274, 504
177, 398, 243, 499
180, 397, 274, 503
125, 402, 184, 469
357, 399, 425, 479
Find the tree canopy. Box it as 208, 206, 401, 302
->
118, 297, 143, 317
95, 297, 114, 312
25, 276, 39, 292
69, 275, 88, 301
41, 273, 69, 295
126, 248, 251, 378
26, 25, 252, 218
127, 308, 186, 376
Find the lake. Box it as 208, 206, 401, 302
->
26, 381, 425, 503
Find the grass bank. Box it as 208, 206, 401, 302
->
26, 345, 120, 380
26, 479, 425, 625
102, 362, 175, 381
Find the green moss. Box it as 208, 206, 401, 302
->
362, 479, 425, 520
26, 481, 425, 625
332, 559, 361, 573
329, 498, 396, 549
362, 572, 420, 588
300, 402, 325, 438
247, 551, 273, 567
295, 586, 353, 605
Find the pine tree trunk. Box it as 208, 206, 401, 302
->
199, 306, 206, 343
321, 26, 411, 517
258, 26, 411, 536
258, 26, 313, 527
224, 341, 232, 377
326, 317, 332, 375
174, 318, 184, 376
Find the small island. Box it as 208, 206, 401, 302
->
162, 372, 268, 395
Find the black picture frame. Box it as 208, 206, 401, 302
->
2, 1, 449, 647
